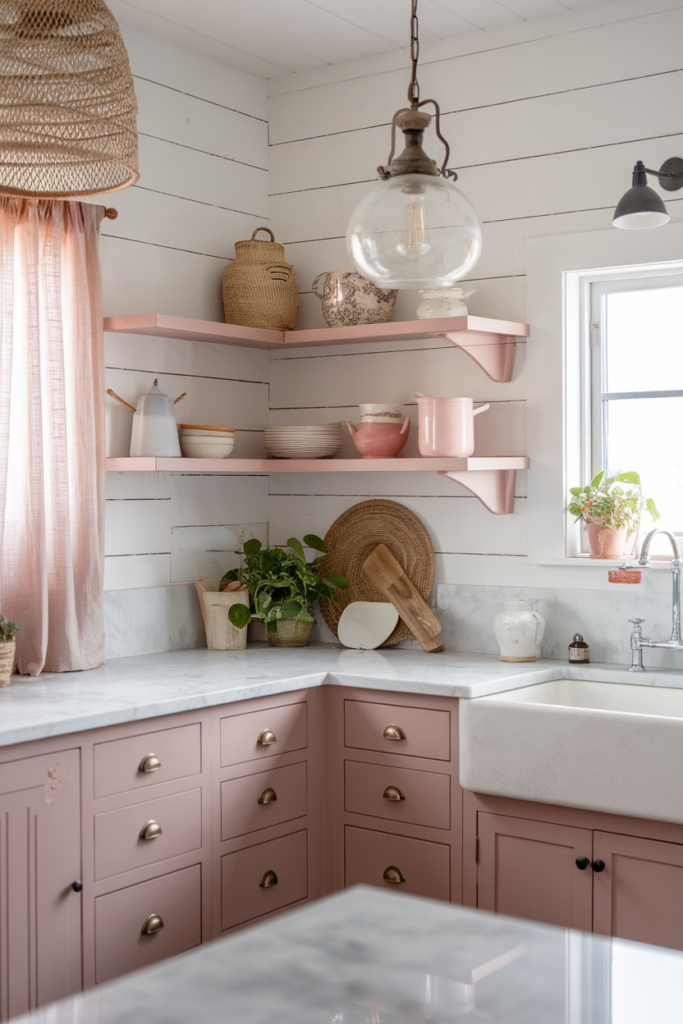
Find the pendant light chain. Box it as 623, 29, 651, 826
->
409, 0, 420, 106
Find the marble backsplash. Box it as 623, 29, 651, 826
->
105, 580, 681, 671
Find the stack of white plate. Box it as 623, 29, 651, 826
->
263, 423, 343, 459
179, 424, 235, 459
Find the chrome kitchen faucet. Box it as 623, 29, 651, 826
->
629, 529, 683, 671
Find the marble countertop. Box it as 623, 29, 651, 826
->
3, 642, 683, 747
15, 886, 683, 1024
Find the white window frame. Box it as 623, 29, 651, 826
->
525, 224, 683, 563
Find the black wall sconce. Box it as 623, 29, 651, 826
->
613, 158, 683, 229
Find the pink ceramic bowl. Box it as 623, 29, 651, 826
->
346, 418, 410, 459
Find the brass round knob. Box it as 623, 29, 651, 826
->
383, 785, 405, 802
259, 869, 278, 888
139, 753, 161, 773
383, 725, 406, 741
141, 913, 164, 935
258, 787, 277, 804
383, 866, 406, 884
139, 819, 163, 841
257, 729, 277, 746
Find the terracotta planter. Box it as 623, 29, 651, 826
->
346, 418, 410, 459
0, 640, 16, 687
586, 524, 627, 559
267, 620, 313, 648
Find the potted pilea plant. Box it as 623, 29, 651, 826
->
0, 616, 21, 687
567, 471, 660, 559
221, 536, 348, 648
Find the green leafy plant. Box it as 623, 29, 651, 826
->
0, 616, 22, 643
567, 471, 660, 532
222, 536, 348, 634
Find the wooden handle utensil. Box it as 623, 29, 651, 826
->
174, 393, 187, 404
363, 543, 444, 654
106, 389, 136, 414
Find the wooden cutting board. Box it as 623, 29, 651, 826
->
362, 544, 444, 654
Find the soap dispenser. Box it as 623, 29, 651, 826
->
129, 379, 182, 458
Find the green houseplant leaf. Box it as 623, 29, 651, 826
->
228, 603, 251, 629
324, 572, 349, 589
303, 534, 327, 553
287, 537, 306, 563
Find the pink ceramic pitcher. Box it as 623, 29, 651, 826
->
415, 393, 489, 458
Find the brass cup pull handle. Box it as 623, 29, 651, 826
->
260, 869, 278, 888
383, 785, 405, 802
139, 819, 163, 841
383, 725, 406, 741
258, 787, 277, 804
139, 753, 161, 773
257, 729, 277, 746
383, 866, 406, 884
141, 913, 164, 935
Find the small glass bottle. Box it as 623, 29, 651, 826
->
568, 634, 589, 663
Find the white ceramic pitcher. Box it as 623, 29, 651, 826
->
414, 393, 489, 458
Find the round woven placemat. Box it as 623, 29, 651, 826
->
319, 499, 435, 647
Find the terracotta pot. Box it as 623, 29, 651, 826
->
311, 269, 396, 327
586, 524, 627, 559
0, 640, 16, 687
346, 418, 410, 459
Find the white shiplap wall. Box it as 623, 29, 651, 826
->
266, 0, 683, 612
103, 28, 270, 604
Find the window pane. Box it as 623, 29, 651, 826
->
605, 397, 683, 532
605, 286, 683, 393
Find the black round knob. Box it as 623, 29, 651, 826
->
592, 859, 606, 873
71, 880, 82, 892
575, 857, 590, 870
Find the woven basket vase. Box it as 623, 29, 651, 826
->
223, 227, 298, 331
0, 641, 16, 687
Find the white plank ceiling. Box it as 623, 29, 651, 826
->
109, 0, 613, 78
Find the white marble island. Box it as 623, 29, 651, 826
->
14, 887, 683, 1024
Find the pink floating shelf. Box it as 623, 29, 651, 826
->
105, 456, 530, 515
103, 313, 530, 383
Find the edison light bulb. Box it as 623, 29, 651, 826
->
346, 172, 482, 290
397, 183, 430, 260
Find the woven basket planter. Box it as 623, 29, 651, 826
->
0, 641, 16, 687
267, 620, 313, 648
223, 227, 298, 331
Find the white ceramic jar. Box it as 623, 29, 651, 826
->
492, 599, 545, 663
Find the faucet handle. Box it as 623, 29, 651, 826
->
629, 618, 645, 624
629, 618, 645, 635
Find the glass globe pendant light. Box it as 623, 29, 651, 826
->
346, 0, 482, 290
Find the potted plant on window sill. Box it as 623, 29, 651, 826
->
567, 471, 660, 559
0, 616, 22, 686
221, 536, 348, 647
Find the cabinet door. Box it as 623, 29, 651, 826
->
0, 750, 81, 1020
478, 812, 593, 930
593, 831, 683, 950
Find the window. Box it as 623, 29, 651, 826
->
585, 269, 683, 539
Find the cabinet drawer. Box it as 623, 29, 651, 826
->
221, 829, 307, 930
94, 788, 202, 881
94, 864, 201, 983
345, 760, 450, 830
345, 825, 450, 902
221, 762, 307, 841
220, 702, 307, 767
93, 724, 201, 799
344, 700, 450, 761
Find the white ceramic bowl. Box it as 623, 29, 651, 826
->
180, 428, 235, 439
180, 436, 235, 459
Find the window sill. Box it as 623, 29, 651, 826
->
527, 556, 672, 570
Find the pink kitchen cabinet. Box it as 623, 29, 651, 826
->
593, 831, 683, 950
0, 749, 81, 1021
476, 812, 593, 930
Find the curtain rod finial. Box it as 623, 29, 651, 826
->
104, 208, 118, 220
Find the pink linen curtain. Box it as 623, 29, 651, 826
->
0, 200, 105, 676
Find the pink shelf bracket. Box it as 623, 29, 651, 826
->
437, 331, 516, 383
437, 468, 518, 515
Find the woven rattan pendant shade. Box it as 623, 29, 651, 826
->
0, 0, 139, 198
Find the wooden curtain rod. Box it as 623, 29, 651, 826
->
104, 208, 118, 219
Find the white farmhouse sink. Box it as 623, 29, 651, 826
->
460, 679, 683, 823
